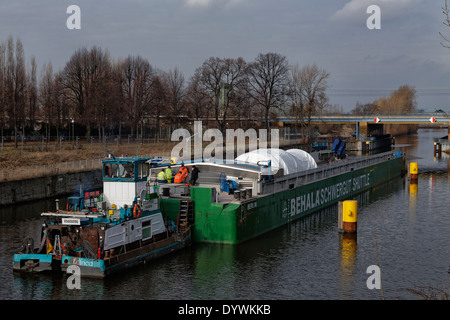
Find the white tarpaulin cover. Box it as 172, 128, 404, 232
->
235, 148, 317, 175
286, 149, 318, 171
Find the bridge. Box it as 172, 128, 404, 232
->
277, 114, 450, 139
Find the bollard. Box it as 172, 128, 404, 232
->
409, 162, 418, 180
434, 142, 442, 158
342, 200, 357, 233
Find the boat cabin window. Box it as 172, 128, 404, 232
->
104, 163, 119, 178
103, 160, 148, 181
138, 163, 149, 179
142, 219, 152, 240
119, 163, 134, 178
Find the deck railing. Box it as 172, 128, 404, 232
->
261, 151, 401, 195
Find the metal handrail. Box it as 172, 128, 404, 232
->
262, 151, 399, 194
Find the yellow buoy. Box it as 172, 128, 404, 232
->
342, 200, 357, 233
410, 162, 418, 180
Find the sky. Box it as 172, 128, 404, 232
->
1, 0, 449, 113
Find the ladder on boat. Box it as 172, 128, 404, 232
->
179, 200, 194, 227
53, 235, 62, 255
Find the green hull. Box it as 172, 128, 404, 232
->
161, 154, 406, 245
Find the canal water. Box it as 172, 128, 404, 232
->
0, 128, 449, 300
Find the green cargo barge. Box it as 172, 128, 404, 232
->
155, 150, 406, 245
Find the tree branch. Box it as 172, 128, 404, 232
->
440, 0, 450, 48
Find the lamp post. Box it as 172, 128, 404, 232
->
71, 119, 75, 145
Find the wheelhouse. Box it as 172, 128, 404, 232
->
103, 157, 150, 182
102, 156, 152, 209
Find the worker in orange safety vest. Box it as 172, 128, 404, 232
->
174, 172, 183, 183
179, 164, 189, 181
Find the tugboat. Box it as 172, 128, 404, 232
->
13, 155, 192, 278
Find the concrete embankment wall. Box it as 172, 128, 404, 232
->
0, 170, 103, 207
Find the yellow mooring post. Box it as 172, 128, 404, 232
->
409, 162, 418, 180
341, 200, 357, 233
434, 142, 442, 158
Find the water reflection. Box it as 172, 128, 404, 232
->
408, 180, 417, 227
338, 233, 357, 299
192, 244, 237, 299
12, 273, 58, 300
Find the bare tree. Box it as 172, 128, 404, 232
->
39, 62, 55, 142
26, 56, 38, 132
300, 64, 329, 120
62, 47, 88, 124
110, 61, 127, 141
62, 46, 113, 140
195, 57, 247, 132
117, 55, 154, 143
351, 102, 380, 116
85, 47, 113, 141
288, 63, 306, 129
149, 74, 168, 141
227, 67, 254, 129
221, 57, 247, 130
288, 63, 329, 142
52, 72, 68, 142
196, 57, 226, 131
163, 67, 186, 128
185, 70, 210, 121
0, 41, 5, 143
86, 49, 116, 143
440, 0, 450, 48
4, 37, 27, 147
246, 52, 289, 130
373, 85, 417, 115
